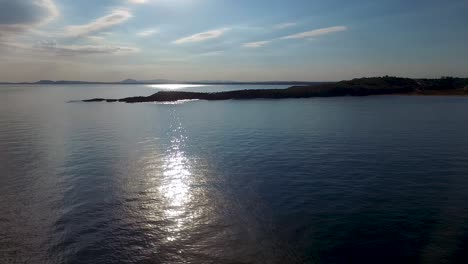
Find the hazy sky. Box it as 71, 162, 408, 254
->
0, 0, 467, 82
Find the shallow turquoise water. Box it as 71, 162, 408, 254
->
1, 84, 468, 263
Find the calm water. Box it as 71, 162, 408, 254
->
1, 84, 468, 264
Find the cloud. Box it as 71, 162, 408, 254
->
174, 28, 229, 44
243, 41, 271, 48
281, 26, 347, 39
64, 9, 131, 37
0, 40, 30, 50
193, 50, 225, 57
86, 35, 107, 44
128, 0, 147, 3
34, 41, 139, 56
242, 26, 347, 50
137, 28, 159, 37
274, 22, 297, 29
2, 38, 138, 56
0, 0, 58, 35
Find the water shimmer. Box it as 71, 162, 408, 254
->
1, 84, 468, 264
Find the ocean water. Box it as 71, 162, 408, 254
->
1, 84, 468, 264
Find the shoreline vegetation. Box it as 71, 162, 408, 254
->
83, 77, 468, 103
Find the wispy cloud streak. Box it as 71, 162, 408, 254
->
243, 41, 271, 48
274, 22, 297, 29
174, 28, 229, 44
64, 9, 132, 37
34, 41, 139, 55
0, 0, 59, 36
137, 28, 158, 37
1, 40, 138, 56
281, 26, 347, 39
242, 26, 347, 49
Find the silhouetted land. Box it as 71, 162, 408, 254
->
83, 77, 468, 103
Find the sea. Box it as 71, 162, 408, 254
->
1, 84, 468, 264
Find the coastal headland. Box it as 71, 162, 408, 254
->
83, 77, 468, 103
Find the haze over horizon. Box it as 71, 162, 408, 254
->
0, 0, 467, 82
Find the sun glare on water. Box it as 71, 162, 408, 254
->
147, 84, 208, 90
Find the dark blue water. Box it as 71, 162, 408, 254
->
1, 84, 468, 264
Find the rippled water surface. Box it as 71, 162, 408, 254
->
1, 84, 468, 264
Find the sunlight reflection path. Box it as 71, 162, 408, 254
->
160, 135, 192, 241
157, 110, 199, 242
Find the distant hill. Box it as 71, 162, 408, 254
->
121, 79, 139, 84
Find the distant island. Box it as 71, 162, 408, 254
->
83, 77, 468, 103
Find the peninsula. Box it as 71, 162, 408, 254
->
83, 77, 468, 103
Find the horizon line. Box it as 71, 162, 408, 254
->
1, 76, 467, 85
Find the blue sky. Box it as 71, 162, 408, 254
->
0, 0, 467, 82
